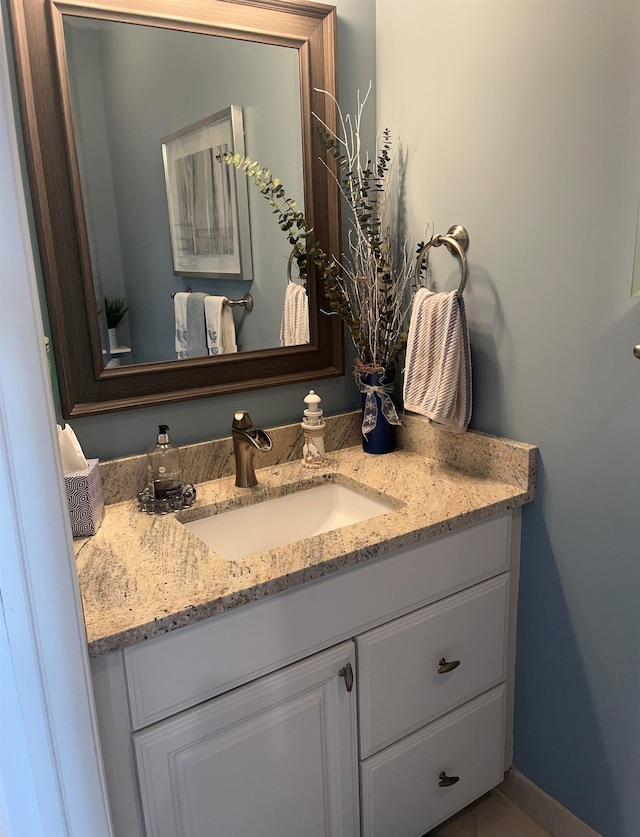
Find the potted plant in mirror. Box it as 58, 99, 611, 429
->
103, 296, 129, 352
220, 85, 425, 454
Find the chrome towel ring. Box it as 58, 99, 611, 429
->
287, 248, 296, 284
415, 224, 469, 296
287, 247, 306, 286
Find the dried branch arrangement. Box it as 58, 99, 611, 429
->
220, 84, 423, 378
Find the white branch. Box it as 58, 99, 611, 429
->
313, 83, 420, 370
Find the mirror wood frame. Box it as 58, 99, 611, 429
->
7, 0, 343, 417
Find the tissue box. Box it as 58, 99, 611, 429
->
64, 459, 105, 537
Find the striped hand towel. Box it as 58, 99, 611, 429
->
403, 288, 472, 432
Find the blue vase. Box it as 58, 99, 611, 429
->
360, 370, 397, 454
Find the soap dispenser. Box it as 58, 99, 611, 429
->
146, 425, 183, 509
301, 390, 326, 467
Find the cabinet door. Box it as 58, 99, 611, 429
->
134, 642, 359, 837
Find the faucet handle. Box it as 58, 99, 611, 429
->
232, 410, 253, 431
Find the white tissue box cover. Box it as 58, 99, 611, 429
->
64, 458, 105, 537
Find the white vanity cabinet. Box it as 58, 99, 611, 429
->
90, 511, 521, 837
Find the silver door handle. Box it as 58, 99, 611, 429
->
339, 663, 354, 693
634, 344, 640, 359
437, 657, 461, 674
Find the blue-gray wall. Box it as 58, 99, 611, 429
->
376, 2, 640, 836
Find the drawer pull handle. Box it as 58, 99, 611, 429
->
438, 657, 461, 674
438, 771, 460, 787
339, 663, 354, 693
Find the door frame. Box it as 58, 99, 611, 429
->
0, 16, 113, 835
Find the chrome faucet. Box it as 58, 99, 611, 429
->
231, 411, 273, 488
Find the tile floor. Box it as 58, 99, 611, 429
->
428, 790, 551, 837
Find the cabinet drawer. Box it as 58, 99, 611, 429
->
124, 514, 511, 730
360, 685, 506, 837
357, 575, 509, 757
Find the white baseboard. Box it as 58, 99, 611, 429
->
498, 768, 602, 837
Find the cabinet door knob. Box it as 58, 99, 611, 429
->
438, 657, 461, 674
339, 663, 354, 692
438, 771, 460, 787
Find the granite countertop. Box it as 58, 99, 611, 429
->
75, 414, 537, 657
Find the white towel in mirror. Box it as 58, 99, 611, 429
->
280, 283, 310, 347
204, 296, 237, 355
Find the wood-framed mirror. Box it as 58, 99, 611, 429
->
7, 0, 343, 418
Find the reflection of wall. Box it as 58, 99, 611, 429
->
377, 3, 640, 837
65, 25, 129, 349
65, 20, 304, 361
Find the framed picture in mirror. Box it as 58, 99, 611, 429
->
161, 106, 253, 280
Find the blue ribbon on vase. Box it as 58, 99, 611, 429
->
360, 381, 401, 437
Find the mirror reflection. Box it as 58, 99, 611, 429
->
63, 16, 308, 366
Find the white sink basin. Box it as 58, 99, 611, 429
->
182, 482, 394, 561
